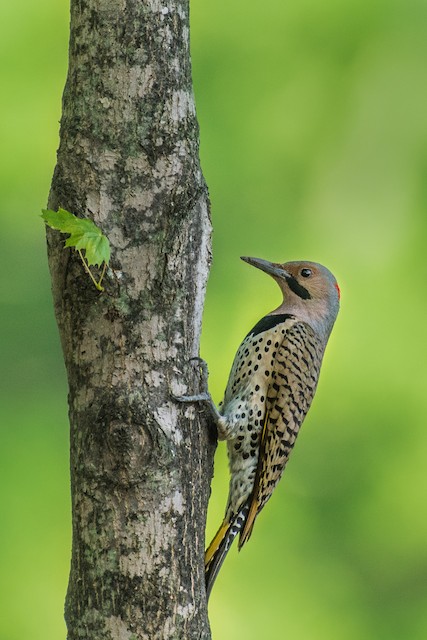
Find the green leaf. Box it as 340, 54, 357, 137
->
42, 208, 81, 233
42, 208, 110, 267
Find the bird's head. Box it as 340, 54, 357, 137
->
241, 256, 340, 339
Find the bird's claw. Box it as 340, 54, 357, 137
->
188, 357, 209, 386
172, 358, 210, 404
184, 356, 209, 394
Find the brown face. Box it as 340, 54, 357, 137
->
241, 257, 340, 303
281, 261, 340, 302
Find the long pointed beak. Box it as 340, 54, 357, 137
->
241, 256, 290, 280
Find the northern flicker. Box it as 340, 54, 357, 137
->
178, 256, 340, 599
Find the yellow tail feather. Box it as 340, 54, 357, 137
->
205, 503, 251, 599
205, 519, 230, 568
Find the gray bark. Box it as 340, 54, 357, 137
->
46, 0, 214, 638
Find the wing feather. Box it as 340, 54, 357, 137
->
239, 322, 323, 546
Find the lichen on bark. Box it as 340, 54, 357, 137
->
46, 1, 214, 638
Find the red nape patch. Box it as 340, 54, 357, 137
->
335, 282, 341, 300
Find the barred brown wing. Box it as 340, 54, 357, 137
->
240, 322, 323, 546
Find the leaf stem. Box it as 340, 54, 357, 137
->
97, 261, 107, 289
78, 249, 104, 291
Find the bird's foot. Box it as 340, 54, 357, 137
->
175, 388, 219, 419
174, 358, 222, 427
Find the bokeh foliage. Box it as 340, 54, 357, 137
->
1, 0, 426, 638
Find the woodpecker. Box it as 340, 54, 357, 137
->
178, 256, 340, 599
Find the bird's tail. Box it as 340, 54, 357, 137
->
205, 502, 250, 600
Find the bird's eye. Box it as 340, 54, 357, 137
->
300, 268, 312, 278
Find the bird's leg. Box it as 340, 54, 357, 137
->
175, 357, 226, 433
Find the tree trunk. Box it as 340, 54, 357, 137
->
46, 1, 213, 638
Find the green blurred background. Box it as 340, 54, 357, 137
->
1, 0, 426, 638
